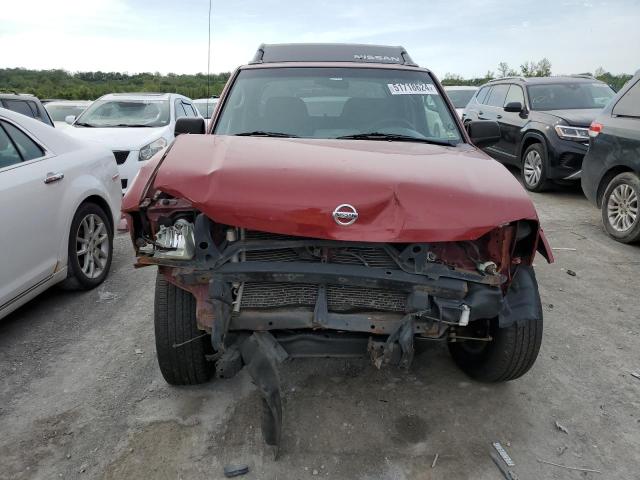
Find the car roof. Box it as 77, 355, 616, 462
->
250, 43, 417, 67
486, 75, 605, 86
0, 93, 38, 99
45, 100, 92, 106
98, 92, 185, 101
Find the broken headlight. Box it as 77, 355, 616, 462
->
153, 219, 195, 260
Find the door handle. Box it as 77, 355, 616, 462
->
497, 114, 503, 119
479, 111, 484, 115
44, 172, 64, 184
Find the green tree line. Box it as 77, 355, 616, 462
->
0, 62, 634, 99
0, 68, 231, 100
441, 59, 633, 92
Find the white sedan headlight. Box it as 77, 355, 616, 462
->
139, 137, 168, 161
554, 125, 589, 142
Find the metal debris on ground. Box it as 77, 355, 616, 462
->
493, 442, 515, 466
223, 464, 249, 478
490, 452, 519, 480
431, 453, 439, 468
554, 421, 569, 434
566, 269, 577, 276
537, 458, 601, 474
134, 348, 143, 355
630, 371, 640, 380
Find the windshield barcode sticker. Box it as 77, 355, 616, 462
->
387, 83, 439, 95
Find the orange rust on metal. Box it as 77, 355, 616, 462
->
162, 269, 215, 331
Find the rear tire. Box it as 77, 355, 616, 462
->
154, 272, 214, 385
448, 315, 543, 382
521, 143, 552, 192
601, 172, 640, 243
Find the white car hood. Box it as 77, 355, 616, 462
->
64, 125, 170, 150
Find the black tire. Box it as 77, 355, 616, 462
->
601, 172, 640, 243
448, 315, 543, 382
521, 143, 552, 192
61, 202, 113, 290
154, 272, 214, 385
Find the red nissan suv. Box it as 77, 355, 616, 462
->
122, 44, 553, 454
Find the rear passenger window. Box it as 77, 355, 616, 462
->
476, 86, 490, 104
612, 80, 640, 118
504, 85, 525, 107
2, 122, 44, 161
0, 124, 22, 169
2, 99, 36, 119
486, 84, 509, 107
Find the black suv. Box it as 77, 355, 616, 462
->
582, 70, 640, 243
463, 76, 615, 191
0, 93, 54, 127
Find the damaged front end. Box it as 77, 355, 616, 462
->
125, 194, 551, 455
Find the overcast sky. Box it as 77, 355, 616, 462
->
1, 0, 638, 77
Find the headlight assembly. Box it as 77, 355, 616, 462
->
153, 219, 195, 260
139, 137, 168, 161
554, 125, 589, 141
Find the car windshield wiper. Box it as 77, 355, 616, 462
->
336, 132, 455, 146
234, 131, 299, 138
108, 124, 152, 128
73, 122, 95, 128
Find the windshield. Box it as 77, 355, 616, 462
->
195, 100, 217, 118
45, 104, 88, 122
527, 83, 614, 110
75, 99, 170, 127
446, 89, 477, 108
214, 67, 462, 144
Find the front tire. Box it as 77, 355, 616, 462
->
521, 143, 551, 192
154, 272, 214, 385
448, 314, 543, 382
62, 202, 113, 290
601, 172, 640, 243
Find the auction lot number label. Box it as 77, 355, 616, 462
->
387, 83, 439, 95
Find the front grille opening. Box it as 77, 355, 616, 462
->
121, 179, 128, 190
238, 282, 407, 313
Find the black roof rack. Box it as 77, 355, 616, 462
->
250, 43, 418, 67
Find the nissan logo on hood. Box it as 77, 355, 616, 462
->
332, 204, 358, 226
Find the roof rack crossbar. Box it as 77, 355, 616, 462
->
489, 76, 527, 83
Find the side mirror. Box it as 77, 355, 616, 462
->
504, 101, 523, 113
175, 117, 206, 136
467, 120, 501, 148
65, 115, 76, 125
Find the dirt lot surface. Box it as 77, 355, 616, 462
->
1, 185, 639, 480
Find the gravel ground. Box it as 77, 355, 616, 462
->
1, 184, 639, 480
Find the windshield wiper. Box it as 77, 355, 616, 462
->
336, 132, 455, 146
234, 131, 299, 138
73, 122, 95, 128
108, 124, 152, 128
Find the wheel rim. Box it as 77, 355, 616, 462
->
523, 150, 542, 186
76, 214, 109, 279
607, 183, 638, 232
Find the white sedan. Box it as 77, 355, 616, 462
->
0, 107, 121, 320
443, 86, 479, 119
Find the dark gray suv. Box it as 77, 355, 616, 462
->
582, 70, 640, 243
0, 93, 54, 127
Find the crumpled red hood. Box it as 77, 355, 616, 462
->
124, 135, 539, 242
